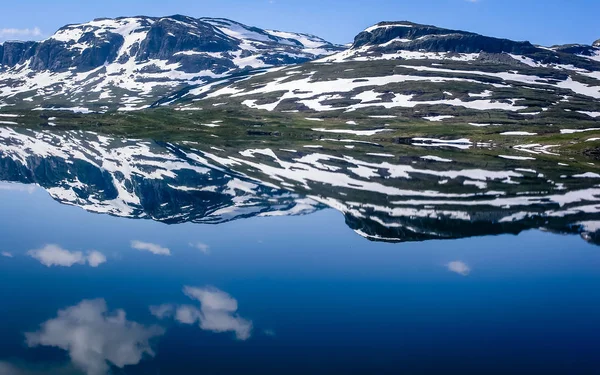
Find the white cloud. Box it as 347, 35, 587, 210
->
175, 305, 201, 324
86, 251, 107, 267
25, 299, 164, 375
183, 286, 252, 340
1, 252, 13, 258
189, 242, 210, 255
131, 241, 171, 256
447, 261, 471, 276
28, 245, 84, 267
27, 245, 107, 268
0, 27, 42, 40
151, 286, 252, 341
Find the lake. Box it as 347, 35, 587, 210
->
0, 127, 599, 375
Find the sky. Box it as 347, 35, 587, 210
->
0, 0, 598, 46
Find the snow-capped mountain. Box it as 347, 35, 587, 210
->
2, 18, 600, 142
173, 21, 600, 126
0, 15, 341, 112
328, 21, 599, 67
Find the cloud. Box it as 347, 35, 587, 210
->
183, 286, 252, 340
25, 299, 164, 375
175, 305, 201, 324
0, 27, 42, 41
131, 241, 171, 256
189, 242, 210, 255
447, 261, 471, 276
150, 286, 252, 340
27, 245, 106, 268
86, 251, 107, 267
1, 251, 13, 258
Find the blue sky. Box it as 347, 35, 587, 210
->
0, 0, 598, 46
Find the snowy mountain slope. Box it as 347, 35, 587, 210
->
2, 17, 600, 131
0, 15, 342, 112
172, 21, 600, 126
551, 43, 600, 63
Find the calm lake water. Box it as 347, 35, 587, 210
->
0, 127, 599, 374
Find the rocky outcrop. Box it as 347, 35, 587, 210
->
353, 22, 538, 54
136, 17, 238, 61
345, 21, 600, 71
0, 41, 36, 66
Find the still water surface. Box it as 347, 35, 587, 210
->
0, 128, 599, 374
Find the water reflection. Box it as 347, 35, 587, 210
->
151, 286, 253, 341
15, 285, 251, 375
27, 245, 107, 268
0, 126, 599, 245
25, 299, 164, 375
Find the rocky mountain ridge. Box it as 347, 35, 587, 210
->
2, 18, 600, 141
0, 15, 341, 111
162, 20, 600, 134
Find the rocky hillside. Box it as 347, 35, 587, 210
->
170, 21, 600, 130
0, 15, 341, 112
551, 43, 600, 62
3, 18, 600, 144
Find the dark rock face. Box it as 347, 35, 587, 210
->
552, 44, 596, 56
136, 18, 238, 61
0, 41, 36, 66
75, 32, 125, 71
29, 36, 125, 72
594, 39, 600, 47
0, 15, 341, 78
353, 22, 538, 55
349, 21, 600, 71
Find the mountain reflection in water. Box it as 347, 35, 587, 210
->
0, 126, 599, 245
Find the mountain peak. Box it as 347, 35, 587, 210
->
0, 14, 341, 111
594, 39, 600, 47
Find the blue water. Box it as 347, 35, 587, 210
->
0, 185, 599, 375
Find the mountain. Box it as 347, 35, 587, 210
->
168, 21, 600, 130
0, 15, 342, 112
2, 19, 600, 158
